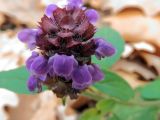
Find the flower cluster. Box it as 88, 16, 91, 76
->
18, 0, 116, 99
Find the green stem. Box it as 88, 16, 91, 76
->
82, 91, 103, 101
83, 88, 160, 107
62, 97, 67, 106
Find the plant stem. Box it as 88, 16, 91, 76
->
83, 88, 160, 107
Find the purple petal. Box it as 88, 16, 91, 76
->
94, 38, 116, 59
53, 54, 78, 78
37, 28, 43, 35
67, 0, 82, 8
45, 4, 57, 17
18, 29, 38, 49
18, 29, 36, 43
72, 65, 92, 90
28, 40, 36, 50
48, 56, 55, 77
27, 75, 37, 91
39, 74, 47, 81
26, 52, 39, 70
30, 55, 48, 75
88, 64, 104, 82
85, 9, 99, 23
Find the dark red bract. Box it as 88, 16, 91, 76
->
37, 7, 96, 65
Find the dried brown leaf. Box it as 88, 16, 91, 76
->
9, 91, 58, 120
112, 59, 157, 81
0, 0, 44, 26
114, 70, 147, 88
139, 52, 160, 75
103, 8, 160, 48
107, 0, 160, 16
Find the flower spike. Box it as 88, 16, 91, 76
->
18, 0, 116, 99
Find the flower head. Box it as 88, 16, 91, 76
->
18, 0, 116, 99
27, 75, 37, 91
49, 54, 77, 78
94, 38, 116, 59
72, 65, 92, 90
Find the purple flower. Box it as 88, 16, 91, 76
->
48, 56, 55, 77
45, 4, 57, 17
67, 0, 82, 8
18, 29, 38, 50
18, 0, 116, 98
88, 64, 104, 82
30, 55, 48, 76
38, 74, 47, 81
94, 38, 116, 59
85, 9, 99, 23
72, 65, 92, 90
26, 52, 39, 70
27, 75, 38, 91
49, 54, 78, 78
27, 75, 44, 91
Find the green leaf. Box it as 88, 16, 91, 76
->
80, 108, 101, 120
140, 77, 160, 100
96, 99, 115, 115
109, 115, 120, 120
109, 104, 158, 120
93, 70, 134, 101
0, 67, 32, 94
93, 27, 125, 69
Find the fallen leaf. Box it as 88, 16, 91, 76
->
112, 59, 157, 81
0, 0, 44, 26
140, 52, 160, 75
114, 70, 147, 88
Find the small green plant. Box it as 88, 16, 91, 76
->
0, 0, 160, 120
